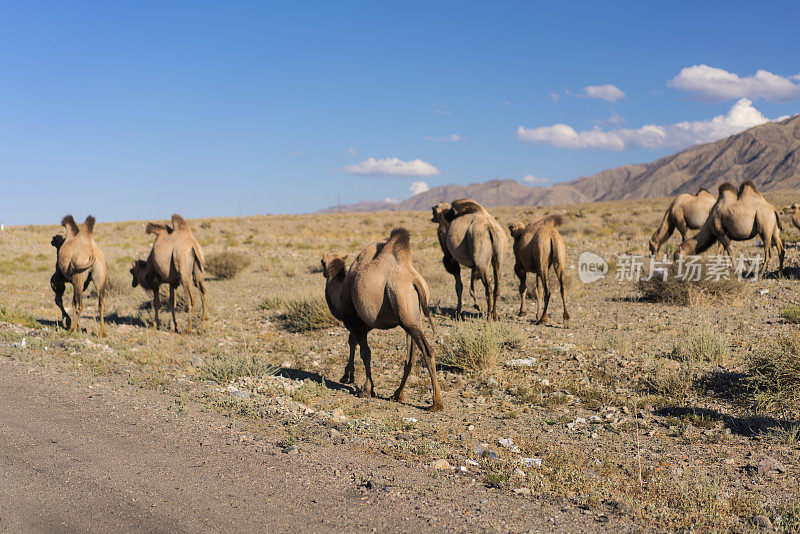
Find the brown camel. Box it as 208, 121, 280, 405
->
130, 214, 207, 332
509, 214, 569, 326
648, 189, 716, 255
50, 215, 107, 337
677, 182, 784, 276
782, 203, 800, 232
321, 228, 443, 411
431, 198, 507, 320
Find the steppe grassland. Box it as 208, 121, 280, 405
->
1, 189, 800, 531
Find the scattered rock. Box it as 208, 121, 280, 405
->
432, 459, 451, 470
753, 514, 773, 530
283, 444, 299, 455
521, 457, 542, 468
513, 487, 532, 496
758, 457, 785, 475
512, 468, 526, 478
505, 358, 537, 368
189, 355, 204, 367
486, 377, 499, 387
498, 438, 514, 448
232, 390, 251, 400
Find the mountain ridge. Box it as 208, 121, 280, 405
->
319, 114, 800, 213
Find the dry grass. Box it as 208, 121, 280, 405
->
440, 319, 522, 374
206, 251, 251, 280
781, 305, 800, 324
262, 294, 338, 332
200, 352, 279, 384
671, 331, 731, 364
637, 266, 750, 307
747, 333, 800, 412
0, 306, 42, 329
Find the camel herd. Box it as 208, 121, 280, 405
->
45, 180, 796, 411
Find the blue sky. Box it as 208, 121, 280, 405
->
2, 1, 799, 225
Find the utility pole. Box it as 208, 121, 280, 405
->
495, 176, 501, 208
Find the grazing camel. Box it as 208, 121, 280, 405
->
648, 189, 716, 255
50, 215, 107, 337
321, 228, 443, 411
130, 214, 207, 332
431, 198, 507, 320
782, 204, 800, 233
677, 182, 784, 276
509, 214, 570, 326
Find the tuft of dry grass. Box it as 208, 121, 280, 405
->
440, 319, 522, 374
747, 333, 800, 412
637, 265, 750, 307
262, 294, 337, 332
780, 305, 800, 324
0, 306, 42, 329
671, 331, 730, 364
200, 352, 279, 384
206, 251, 251, 280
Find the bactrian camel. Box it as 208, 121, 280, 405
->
648, 189, 716, 255
322, 228, 443, 411
677, 182, 784, 276
509, 214, 570, 326
431, 198, 506, 320
50, 215, 107, 337
130, 214, 207, 333
782, 203, 800, 233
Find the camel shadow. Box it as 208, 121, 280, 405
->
433, 305, 482, 320
764, 267, 800, 280
38, 313, 147, 329
653, 404, 793, 437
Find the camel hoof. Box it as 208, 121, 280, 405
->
340, 373, 354, 384
390, 393, 404, 403
518, 310, 527, 317
98, 330, 107, 338
535, 317, 547, 325
428, 402, 444, 412
358, 388, 373, 398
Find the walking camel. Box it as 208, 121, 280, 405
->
648, 189, 716, 255
50, 215, 107, 337
431, 199, 506, 320
130, 214, 207, 333
677, 182, 784, 277
321, 228, 443, 411
509, 214, 570, 326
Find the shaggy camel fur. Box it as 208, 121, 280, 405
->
431, 199, 507, 320
677, 182, 784, 276
50, 215, 107, 337
322, 228, 443, 411
130, 214, 207, 332
509, 215, 570, 326
782, 203, 800, 232
648, 189, 716, 255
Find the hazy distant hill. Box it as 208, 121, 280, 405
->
320, 114, 800, 213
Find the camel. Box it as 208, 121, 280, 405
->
50, 215, 107, 337
677, 182, 784, 277
648, 189, 717, 255
321, 228, 443, 411
509, 214, 569, 326
431, 198, 507, 320
782, 203, 800, 233
130, 214, 207, 332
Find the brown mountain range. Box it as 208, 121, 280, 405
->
320, 113, 800, 213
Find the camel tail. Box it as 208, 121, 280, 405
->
171, 214, 190, 231
413, 277, 436, 334
775, 210, 783, 232
80, 216, 95, 236
61, 215, 79, 237
192, 241, 205, 272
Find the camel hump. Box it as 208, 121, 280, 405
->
61, 215, 79, 237
80, 215, 95, 236
445, 198, 485, 222
738, 181, 759, 196
384, 227, 411, 261
718, 183, 737, 196
171, 214, 190, 231
537, 214, 563, 227
146, 222, 172, 235
696, 188, 711, 195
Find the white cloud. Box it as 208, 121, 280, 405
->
409, 181, 430, 195
522, 175, 549, 185
424, 134, 463, 142
384, 197, 399, 204
343, 157, 440, 177
517, 98, 773, 151
549, 92, 560, 104
431, 103, 451, 115
669, 65, 800, 102
583, 84, 626, 102
348, 147, 357, 156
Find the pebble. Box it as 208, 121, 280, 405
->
753, 514, 773, 530
432, 459, 451, 470
283, 444, 299, 455
498, 438, 514, 448
232, 390, 251, 400
513, 487, 532, 496
486, 377, 499, 387
758, 457, 785, 475
189, 355, 204, 367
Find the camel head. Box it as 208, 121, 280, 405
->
431, 202, 451, 225
130, 260, 149, 289
782, 203, 800, 215
508, 222, 526, 240
648, 238, 658, 256
321, 252, 348, 280
50, 233, 65, 250
674, 238, 698, 262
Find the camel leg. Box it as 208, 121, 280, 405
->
536, 269, 551, 325
357, 333, 375, 398
97, 285, 106, 338
169, 285, 178, 333
51, 272, 70, 329
443, 255, 463, 317
391, 332, 416, 402
514, 264, 527, 316
775, 230, 785, 272
468, 269, 481, 313
558, 269, 570, 327
340, 333, 357, 384
152, 285, 161, 329
407, 326, 443, 412
476, 269, 492, 320
194, 269, 208, 321
491, 257, 501, 321
181, 277, 195, 333
68, 274, 86, 333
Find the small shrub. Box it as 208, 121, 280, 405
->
637, 264, 750, 307
747, 333, 800, 411
206, 251, 251, 280
440, 320, 522, 374
672, 331, 730, 364
781, 305, 800, 324
200, 353, 279, 384
0, 307, 41, 329
283, 296, 337, 332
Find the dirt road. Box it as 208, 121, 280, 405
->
0, 357, 620, 533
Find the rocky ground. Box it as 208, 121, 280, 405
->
1, 191, 799, 532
